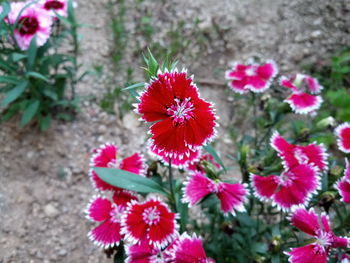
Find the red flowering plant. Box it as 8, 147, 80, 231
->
86, 52, 350, 263
0, 0, 85, 130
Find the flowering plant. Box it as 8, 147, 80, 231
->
85, 52, 350, 263
0, 0, 83, 130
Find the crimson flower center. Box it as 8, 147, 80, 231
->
245, 67, 256, 76
167, 97, 195, 124
315, 230, 332, 247
293, 148, 309, 163
18, 16, 39, 35
44, 0, 64, 10
277, 171, 294, 186
110, 206, 124, 223
142, 206, 161, 226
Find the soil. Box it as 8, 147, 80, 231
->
1, 0, 350, 262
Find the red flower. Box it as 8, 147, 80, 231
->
90, 143, 147, 192
225, 61, 278, 94
270, 131, 328, 171
251, 164, 320, 210
335, 123, 350, 153
137, 71, 217, 159
165, 233, 215, 263
287, 207, 349, 263
280, 74, 323, 114
183, 172, 247, 215
85, 192, 137, 248
335, 161, 350, 204
122, 198, 179, 248
125, 240, 165, 263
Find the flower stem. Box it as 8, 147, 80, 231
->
168, 158, 177, 212
251, 92, 258, 149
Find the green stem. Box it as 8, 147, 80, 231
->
168, 158, 177, 212
251, 92, 258, 149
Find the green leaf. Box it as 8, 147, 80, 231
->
12, 53, 27, 62
26, 71, 49, 83
42, 89, 58, 100
67, 0, 76, 24
39, 114, 52, 131
94, 167, 167, 195
0, 76, 21, 85
1, 81, 28, 106
20, 100, 40, 127
203, 144, 227, 171
27, 35, 37, 69
0, 2, 10, 21
123, 82, 145, 91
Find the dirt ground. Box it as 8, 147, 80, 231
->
1, 0, 350, 262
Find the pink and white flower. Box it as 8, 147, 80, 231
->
251, 164, 320, 210
270, 131, 328, 171
125, 240, 166, 263
183, 172, 247, 215
85, 194, 133, 248
137, 71, 217, 159
287, 207, 349, 263
89, 143, 147, 192
39, 0, 68, 17
335, 161, 350, 204
164, 233, 215, 263
280, 74, 323, 114
335, 123, 350, 153
122, 198, 179, 249
225, 60, 278, 94
7, 2, 52, 50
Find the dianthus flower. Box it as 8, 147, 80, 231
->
137, 71, 217, 159
280, 73, 323, 114
271, 131, 328, 171
122, 198, 179, 248
89, 143, 147, 192
164, 233, 215, 263
186, 151, 221, 173
39, 0, 67, 17
7, 2, 52, 50
335, 123, 350, 153
85, 191, 137, 248
125, 240, 166, 263
251, 164, 319, 210
287, 207, 349, 263
183, 172, 247, 215
225, 60, 278, 94
335, 161, 350, 204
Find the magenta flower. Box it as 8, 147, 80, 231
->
40, 0, 68, 17
280, 74, 323, 114
271, 131, 328, 171
335, 123, 350, 153
85, 192, 136, 248
125, 240, 166, 263
335, 161, 350, 204
182, 172, 247, 215
7, 2, 52, 50
137, 71, 217, 159
186, 151, 221, 174
251, 164, 320, 210
165, 233, 215, 263
287, 207, 349, 263
225, 60, 278, 94
89, 143, 147, 192
121, 198, 179, 249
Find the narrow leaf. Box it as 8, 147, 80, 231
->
27, 35, 37, 69
94, 167, 167, 195
0, 2, 10, 21
0, 76, 21, 85
20, 100, 40, 127
12, 53, 27, 62
123, 82, 145, 91
26, 71, 49, 82
203, 144, 227, 171
1, 81, 28, 106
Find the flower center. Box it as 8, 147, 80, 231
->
44, 0, 64, 10
107, 159, 118, 168
18, 16, 39, 35
142, 206, 161, 225
293, 148, 309, 164
277, 171, 294, 187
315, 230, 332, 247
167, 97, 195, 124
245, 67, 256, 76
110, 205, 124, 223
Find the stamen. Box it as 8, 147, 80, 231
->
142, 207, 161, 226
167, 97, 195, 124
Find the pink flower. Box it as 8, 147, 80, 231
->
183, 172, 247, 215
150, 146, 201, 169
335, 123, 350, 153
137, 71, 217, 159
287, 207, 349, 263
335, 161, 350, 204
122, 198, 179, 248
7, 2, 52, 50
251, 164, 320, 210
341, 254, 350, 263
225, 60, 278, 94
85, 192, 136, 248
165, 233, 215, 263
270, 131, 328, 171
280, 74, 323, 114
125, 240, 166, 263
40, 0, 68, 17
186, 152, 221, 173
89, 143, 147, 192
